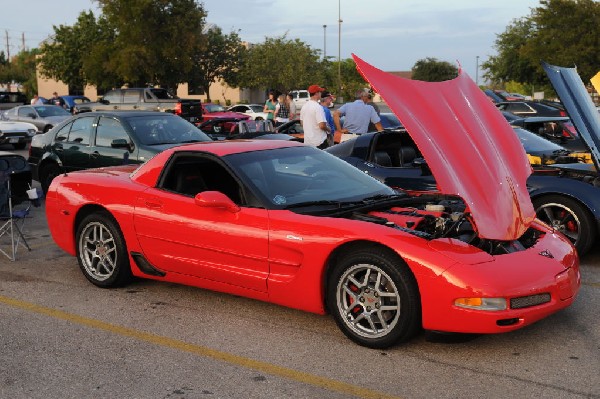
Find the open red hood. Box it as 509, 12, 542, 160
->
353, 54, 535, 240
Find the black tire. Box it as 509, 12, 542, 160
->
39, 162, 61, 194
255, 117, 263, 121
13, 143, 26, 150
326, 247, 421, 348
533, 195, 596, 256
75, 212, 132, 288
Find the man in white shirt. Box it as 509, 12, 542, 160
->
300, 85, 331, 149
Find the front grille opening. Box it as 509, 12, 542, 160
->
510, 293, 551, 309
496, 318, 520, 326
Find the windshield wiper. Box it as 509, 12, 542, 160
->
284, 200, 362, 210
360, 193, 406, 203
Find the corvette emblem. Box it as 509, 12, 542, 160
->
539, 250, 554, 259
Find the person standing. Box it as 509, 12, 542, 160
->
286, 93, 297, 120
263, 91, 277, 122
274, 94, 290, 127
334, 88, 383, 140
300, 85, 330, 149
320, 91, 336, 145
30, 94, 43, 105
50, 92, 65, 108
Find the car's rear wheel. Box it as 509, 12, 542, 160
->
76, 212, 132, 288
255, 117, 263, 121
39, 162, 61, 193
327, 247, 421, 348
533, 195, 595, 255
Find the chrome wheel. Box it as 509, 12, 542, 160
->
79, 221, 118, 282
336, 263, 401, 339
537, 202, 581, 244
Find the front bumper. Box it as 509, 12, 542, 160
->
419, 230, 580, 334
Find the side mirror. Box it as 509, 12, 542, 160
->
111, 138, 133, 152
194, 191, 240, 213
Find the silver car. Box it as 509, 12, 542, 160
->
1, 105, 71, 133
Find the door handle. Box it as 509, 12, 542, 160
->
144, 199, 163, 209
113, 105, 118, 110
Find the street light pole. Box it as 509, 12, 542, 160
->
338, 0, 342, 100
476, 55, 480, 86
323, 25, 327, 60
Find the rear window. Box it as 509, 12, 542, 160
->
150, 89, 176, 100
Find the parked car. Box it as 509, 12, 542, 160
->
289, 89, 310, 109
226, 104, 270, 120
501, 113, 585, 152
0, 91, 28, 111
28, 111, 212, 193
494, 90, 522, 101
0, 121, 38, 149
75, 88, 203, 124
496, 101, 567, 117
0, 104, 71, 133
43, 56, 580, 349
198, 117, 285, 140
200, 103, 250, 122
58, 95, 91, 114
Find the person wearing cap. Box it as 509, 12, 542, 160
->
334, 88, 383, 141
320, 91, 336, 145
300, 84, 331, 149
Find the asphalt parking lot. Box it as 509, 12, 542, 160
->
0, 145, 598, 399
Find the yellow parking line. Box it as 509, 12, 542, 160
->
0, 294, 401, 399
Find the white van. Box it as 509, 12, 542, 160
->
289, 90, 310, 109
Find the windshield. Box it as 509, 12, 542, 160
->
227, 146, 395, 209
380, 113, 403, 129
512, 127, 566, 152
127, 115, 212, 145
35, 106, 70, 117
205, 104, 226, 113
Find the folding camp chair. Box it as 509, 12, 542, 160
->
0, 169, 39, 261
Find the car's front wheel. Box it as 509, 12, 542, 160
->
76, 212, 132, 288
327, 247, 421, 348
533, 195, 596, 255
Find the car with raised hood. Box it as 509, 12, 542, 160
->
328, 61, 600, 256
43, 55, 579, 349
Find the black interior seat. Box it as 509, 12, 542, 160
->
374, 151, 392, 167
399, 146, 417, 166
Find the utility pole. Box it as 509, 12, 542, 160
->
21, 32, 25, 52
5, 30, 10, 60
338, 0, 342, 101
323, 25, 327, 60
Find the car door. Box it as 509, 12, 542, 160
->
132, 153, 269, 292
17, 106, 43, 131
51, 115, 97, 172
90, 116, 138, 167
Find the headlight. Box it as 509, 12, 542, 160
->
28, 129, 37, 136
454, 297, 507, 311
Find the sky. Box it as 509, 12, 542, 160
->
1, 0, 541, 82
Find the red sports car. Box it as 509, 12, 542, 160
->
45, 57, 580, 348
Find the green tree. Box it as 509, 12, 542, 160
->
484, 0, 600, 89
188, 26, 244, 102
39, 11, 113, 91
2, 49, 40, 96
411, 58, 458, 82
235, 34, 321, 93
94, 0, 207, 89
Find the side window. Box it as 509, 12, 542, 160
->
122, 90, 141, 103
160, 156, 242, 204
102, 91, 121, 103
95, 117, 129, 147
18, 106, 34, 117
54, 122, 73, 143
68, 117, 95, 144
230, 106, 242, 112
298, 91, 309, 100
